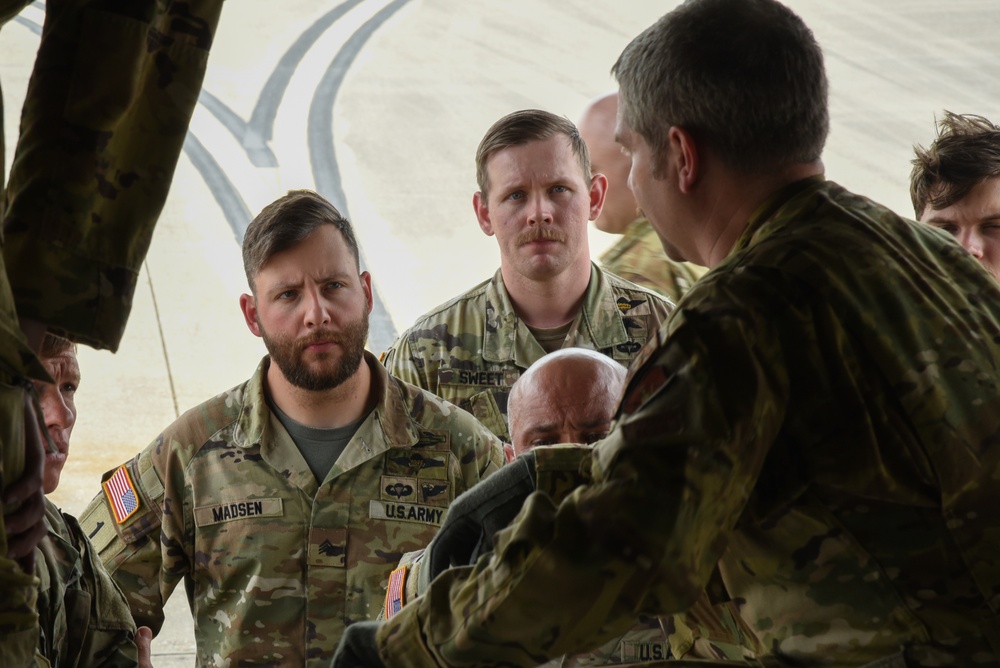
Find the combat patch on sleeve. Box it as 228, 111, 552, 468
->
79, 498, 119, 554
103, 464, 140, 524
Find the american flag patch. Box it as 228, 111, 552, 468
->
385, 565, 408, 619
103, 464, 140, 524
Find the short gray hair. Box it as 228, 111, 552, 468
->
612, 0, 829, 175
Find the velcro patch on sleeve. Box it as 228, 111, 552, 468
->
103, 464, 140, 524
79, 499, 119, 554
385, 564, 408, 619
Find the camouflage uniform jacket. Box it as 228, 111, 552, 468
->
35, 499, 137, 667
389, 548, 757, 665
0, 248, 47, 667
383, 263, 673, 441
373, 178, 1000, 668
598, 217, 707, 303
0, 1, 221, 661
80, 353, 505, 667
2, 0, 223, 353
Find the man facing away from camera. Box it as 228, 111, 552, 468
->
333, 1, 1000, 666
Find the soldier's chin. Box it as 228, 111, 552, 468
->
43, 459, 65, 494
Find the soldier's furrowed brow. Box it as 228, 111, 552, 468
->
269, 279, 303, 295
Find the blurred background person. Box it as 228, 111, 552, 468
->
579, 92, 706, 302
911, 111, 1000, 281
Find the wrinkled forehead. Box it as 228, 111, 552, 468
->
41, 350, 81, 383
521, 360, 621, 409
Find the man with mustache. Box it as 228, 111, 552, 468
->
80, 190, 505, 666
911, 112, 1000, 282
383, 110, 673, 442
335, 1, 1000, 666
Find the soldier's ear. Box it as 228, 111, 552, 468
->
588, 173, 608, 222
474, 191, 494, 236
669, 126, 700, 194
240, 293, 262, 337
360, 271, 374, 314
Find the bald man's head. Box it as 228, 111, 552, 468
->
578, 92, 638, 234
506, 348, 626, 459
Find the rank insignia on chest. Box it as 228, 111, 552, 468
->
103, 464, 140, 524
385, 564, 408, 619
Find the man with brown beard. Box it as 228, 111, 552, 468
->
80, 190, 505, 667
383, 110, 673, 442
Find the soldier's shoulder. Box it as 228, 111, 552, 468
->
153, 379, 250, 457
394, 276, 493, 342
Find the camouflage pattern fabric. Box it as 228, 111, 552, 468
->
80, 353, 505, 667
1, 0, 223, 353
598, 217, 707, 303
0, 204, 57, 666
0, 0, 221, 660
383, 264, 673, 441
388, 446, 761, 664
371, 178, 1000, 667
35, 499, 137, 667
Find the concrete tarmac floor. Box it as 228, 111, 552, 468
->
3, 0, 1000, 664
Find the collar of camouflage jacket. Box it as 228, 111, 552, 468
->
730, 175, 827, 259
482, 264, 631, 368
236, 353, 421, 468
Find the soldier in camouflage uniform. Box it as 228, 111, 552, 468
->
384, 349, 760, 665
333, 1, 1000, 667
579, 93, 706, 303
383, 110, 673, 442
0, 1, 222, 663
82, 191, 505, 667
33, 334, 139, 667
